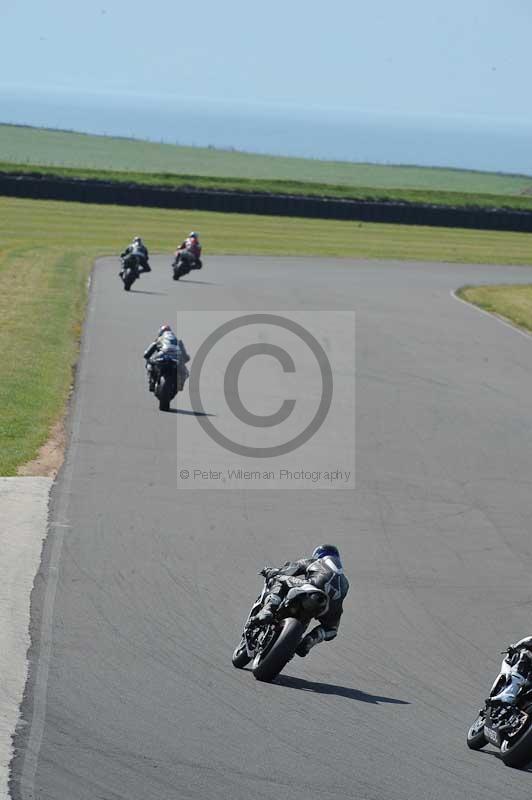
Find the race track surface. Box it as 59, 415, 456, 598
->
12, 255, 532, 800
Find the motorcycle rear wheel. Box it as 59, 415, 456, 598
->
252, 618, 304, 682
500, 722, 532, 768
156, 375, 171, 412
123, 270, 135, 291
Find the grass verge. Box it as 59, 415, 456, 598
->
456, 285, 532, 333
1, 194, 532, 474
3, 124, 532, 208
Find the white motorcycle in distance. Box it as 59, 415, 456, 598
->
232, 572, 329, 682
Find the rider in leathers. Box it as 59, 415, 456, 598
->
121, 236, 151, 272
253, 544, 349, 657
174, 232, 202, 269
143, 325, 190, 392
491, 637, 532, 705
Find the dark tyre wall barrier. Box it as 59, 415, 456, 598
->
2, 173, 532, 233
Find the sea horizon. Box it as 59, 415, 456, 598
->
2, 86, 532, 176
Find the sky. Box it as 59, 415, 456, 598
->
2, 0, 532, 169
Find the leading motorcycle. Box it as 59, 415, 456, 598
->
232, 573, 329, 682
467, 647, 532, 767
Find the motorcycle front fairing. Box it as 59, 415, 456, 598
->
242, 583, 270, 658
482, 653, 532, 746
489, 653, 515, 697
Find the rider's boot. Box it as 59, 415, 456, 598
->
252, 593, 282, 626
296, 626, 325, 657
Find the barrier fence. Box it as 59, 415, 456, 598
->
2, 172, 532, 233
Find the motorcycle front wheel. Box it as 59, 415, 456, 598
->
232, 638, 251, 669
466, 712, 487, 750
252, 618, 304, 683
123, 269, 135, 291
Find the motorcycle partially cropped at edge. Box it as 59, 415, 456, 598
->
467, 647, 532, 767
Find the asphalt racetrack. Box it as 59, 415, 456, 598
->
13, 255, 532, 800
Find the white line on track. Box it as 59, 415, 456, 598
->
450, 288, 532, 341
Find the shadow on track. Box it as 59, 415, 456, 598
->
130, 289, 167, 295
477, 749, 532, 771
273, 674, 410, 705
176, 279, 219, 285
166, 408, 216, 417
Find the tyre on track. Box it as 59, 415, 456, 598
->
252, 618, 304, 682
157, 375, 171, 412
123, 271, 135, 291
232, 639, 251, 669
500, 724, 532, 768
466, 713, 487, 750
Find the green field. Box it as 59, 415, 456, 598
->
5, 160, 532, 212
3, 124, 532, 208
457, 284, 532, 333
2, 194, 532, 475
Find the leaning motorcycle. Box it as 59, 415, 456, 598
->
120, 253, 141, 291
148, 355, 185, 412
172, 250, 201, 280
232, 573, 329, 682
467, 648, 532, 767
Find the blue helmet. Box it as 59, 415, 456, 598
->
312, 544, 340, 560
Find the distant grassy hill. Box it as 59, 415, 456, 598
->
2, 123, 532, 210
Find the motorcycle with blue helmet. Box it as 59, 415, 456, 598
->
232, 544, 349, 682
